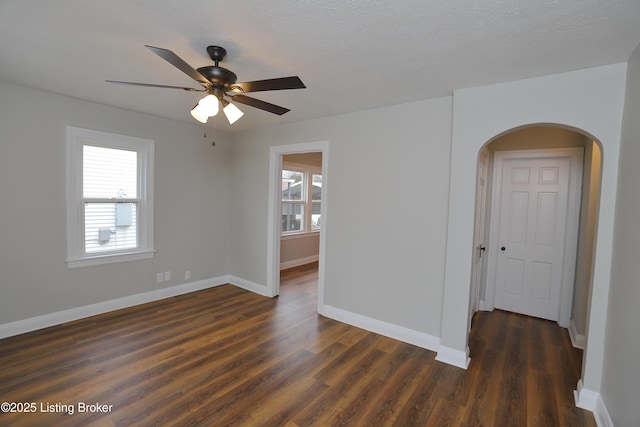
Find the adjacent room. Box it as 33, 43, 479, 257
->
1, 1, 640, 426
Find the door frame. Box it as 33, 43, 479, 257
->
484, 147, 583, 327
266, 141, 329, 311
469, 147, 490, 331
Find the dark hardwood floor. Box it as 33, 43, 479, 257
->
0, 262, 595, 426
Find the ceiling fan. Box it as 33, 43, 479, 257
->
107, 45, 306, 124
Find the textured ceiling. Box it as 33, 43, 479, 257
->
1, 0, 639, 132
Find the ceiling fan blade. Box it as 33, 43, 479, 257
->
231, 94, 291, 115
229, 76, 305, 93
106, 80, 205, 91
145, 45, 211, 85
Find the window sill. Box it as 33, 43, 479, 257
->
281, 231, 320, 241
66, 250, 155, 269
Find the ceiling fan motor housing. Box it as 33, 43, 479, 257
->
197, 65, 237, 88
198, 45, 238, 89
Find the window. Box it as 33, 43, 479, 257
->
66, 127, 154, 268
281, 163, 322, 235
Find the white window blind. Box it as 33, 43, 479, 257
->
83, 145, 137, 198
82, 145, 138, 253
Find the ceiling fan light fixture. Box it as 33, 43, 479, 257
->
190, 103, 209, 123
200, 94, 220, 116
222, 100, 244, 124
108, 44, 305, 125
191, 94, 220, 123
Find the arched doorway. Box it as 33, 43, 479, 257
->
468, 125, 602, 356
438, 66, 625, 410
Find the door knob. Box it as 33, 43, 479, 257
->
501, 246, 506, 251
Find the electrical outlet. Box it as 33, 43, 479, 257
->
164, 271, 171, 281
185, 270, 191, 281
156, 273, 164, 283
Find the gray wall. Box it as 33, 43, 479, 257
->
230, 97, 453, 336
601, 44, 640, 427
0, 81, 232, 324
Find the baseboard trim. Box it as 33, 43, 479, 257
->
574, 380, 612, 427
574, 380, 599, 411
569, 318, 586, 349
594, 394, 614, 427
226, 275, 268, 296
478, 299, 494, 312
320, 304, 440, 352
280, 255, 319, 271
435, 345, 471, 369
0, 274, 272, 339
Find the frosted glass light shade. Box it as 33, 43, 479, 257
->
223, 101, 244, 124
190, 106, 208, 123
190, 94, 219, 123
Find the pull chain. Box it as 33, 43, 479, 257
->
212, 115, 216, 146
203, 116, 217, 146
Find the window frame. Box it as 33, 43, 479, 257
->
281, 161, 322, 237
66, 126, 155, 268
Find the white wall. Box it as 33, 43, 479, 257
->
0, 81, 232, 325
601, 44, 640, 427
230, 97, 453, 337
442, 63, 627, 391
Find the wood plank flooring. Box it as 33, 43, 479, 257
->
0, 262, 595, 426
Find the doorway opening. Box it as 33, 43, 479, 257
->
266, 141, 329, 313
469, 125, 602, 354
279, 152, 323, 300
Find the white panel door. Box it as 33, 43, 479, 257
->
494, 156, 571, 321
